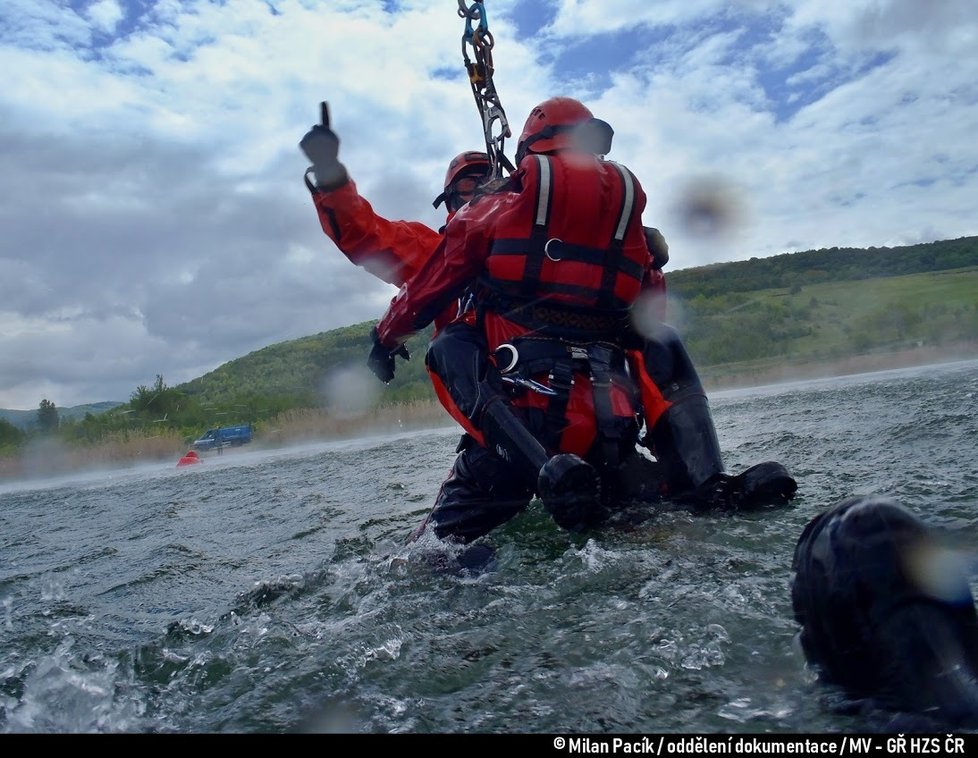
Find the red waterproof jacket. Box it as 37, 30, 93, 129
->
376, 153, 659, 457
311, 178, 441, 287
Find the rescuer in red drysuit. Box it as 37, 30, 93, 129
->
301, 100, 796, 544
365, 97, 796, 539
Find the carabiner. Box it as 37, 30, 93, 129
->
501, 375, 559, 397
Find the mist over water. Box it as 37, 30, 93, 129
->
2, 360, 977, 733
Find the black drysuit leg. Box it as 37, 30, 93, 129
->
641, 323, 724, 494
641, 322, 797, 509
416, 439, 536, 544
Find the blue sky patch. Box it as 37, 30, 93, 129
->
509, 0, 556, 39
545, 25, 676, 97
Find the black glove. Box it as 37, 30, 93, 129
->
300, 101, 348, 191
644, 226, 670, 270
367, 327, 410, 384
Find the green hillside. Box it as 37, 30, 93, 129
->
175, 235, 978, 409
175, 322, 436, 410
676, 265, 978, 365
665, 235, 978, 296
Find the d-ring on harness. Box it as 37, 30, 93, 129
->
495, 342, 519, 373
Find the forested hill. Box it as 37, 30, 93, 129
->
175, 322, 436, 411
666, 235, 978, 298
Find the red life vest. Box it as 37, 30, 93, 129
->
482, 154, 649, 314
466, 153, 651, 464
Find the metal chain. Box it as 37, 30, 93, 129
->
457, 1, 514, 178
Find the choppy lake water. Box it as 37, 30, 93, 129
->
2, 359, 978, 734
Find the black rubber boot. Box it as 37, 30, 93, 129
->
417, 541, 499, 576
538, 453, 602, 532
454, 543, 498, 574
649, 398, 796, 511
690, 461, 797, 512
607, 452, 666, 504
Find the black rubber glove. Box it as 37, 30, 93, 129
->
367, 327, 410, 384
300, 102, 348, 191
644, 226, 670, 270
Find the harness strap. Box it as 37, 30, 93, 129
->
543, 359, 573, 452
520, 155, 552, 298
498, 336, 636, 470
610, 163, 636, 243
587, 344, 625, 470
599, 161, 637, 310
491, 239, 646, 281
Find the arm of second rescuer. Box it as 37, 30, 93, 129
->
373, 194, 504, 350
301, 101, 440, 287
309, 181, 441, 287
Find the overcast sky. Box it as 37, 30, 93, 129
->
1, 0, 976, 410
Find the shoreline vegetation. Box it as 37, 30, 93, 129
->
3, 340, 976, 484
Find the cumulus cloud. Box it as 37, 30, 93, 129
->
0, 0, 975, 408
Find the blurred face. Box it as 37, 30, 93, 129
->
447, 172, 488, 213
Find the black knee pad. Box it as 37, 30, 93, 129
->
425, 322, 490, 419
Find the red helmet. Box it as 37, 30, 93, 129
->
432, 151, 491, 209
516, 97, 613, 163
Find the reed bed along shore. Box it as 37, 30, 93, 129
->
0, 401, 451, 482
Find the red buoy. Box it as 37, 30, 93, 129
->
176, 450, 201, 467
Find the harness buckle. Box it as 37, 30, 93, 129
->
568, 345, 589, 361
